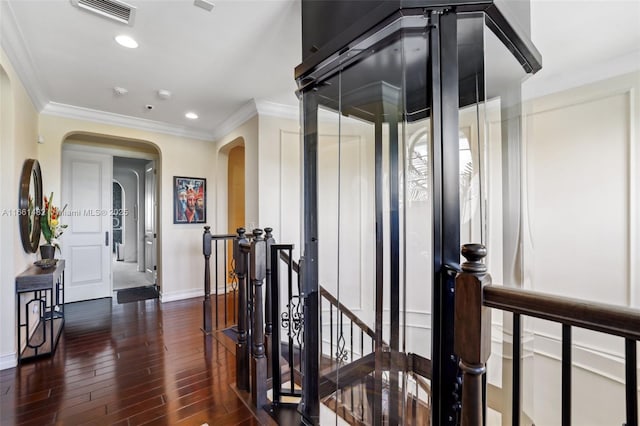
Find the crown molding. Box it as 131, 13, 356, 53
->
211, 99, 301, 142
523, 50, 640, 101
211, 99, 259, 142
42, 102, 213, 141
0, 2, 48, 111
255, 99, 299, 120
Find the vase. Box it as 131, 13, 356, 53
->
40, 244, 55, 260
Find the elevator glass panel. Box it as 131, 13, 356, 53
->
300, 10, 535, 425
311, 17, 435, 424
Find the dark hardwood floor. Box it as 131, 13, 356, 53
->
0, 296, 263, 426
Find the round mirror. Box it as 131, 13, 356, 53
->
19, 159, 43, 253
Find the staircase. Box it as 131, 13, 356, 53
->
202, 227, 432, 425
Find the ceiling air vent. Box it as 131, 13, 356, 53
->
71, 0, 136, 26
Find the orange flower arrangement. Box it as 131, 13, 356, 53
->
41, 193, 67, 251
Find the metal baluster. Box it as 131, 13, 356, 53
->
264, 227, 275, 378
625, 339, 638, 426
270, 245, 281, 403
330, 303, 334, 363
288, 247, 295, 395
513, 313, 521, 426
360, 361, 365, 422
223, 239, 228, 326
296, 252, 304, 388
562, 324, 571, 426
336, 311, 347, 362
351, 320, 354, 414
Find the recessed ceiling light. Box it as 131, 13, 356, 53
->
194, 0, 215, 12
115, 35, 138, 49
157, 89, 172, 100
113, 86, 128, 96
185, 112, 199, 120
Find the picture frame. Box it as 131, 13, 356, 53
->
173, 176, 206, 224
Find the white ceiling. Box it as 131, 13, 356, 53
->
2, 0, 302, 140
2, 0, 639, 141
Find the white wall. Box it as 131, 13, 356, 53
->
37, 114, 217, 304
253, 70, 640, 424
114, 165, 137, 262
114, 157, 148, 264
0, 48, 39, 369
256, 114, 300, 251
519, 71, 640, 426
215, 115, 259, 234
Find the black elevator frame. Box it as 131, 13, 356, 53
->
296, 3, 541, 425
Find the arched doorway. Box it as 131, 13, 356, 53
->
60, 133, 160, 302
227, 144, 245, 234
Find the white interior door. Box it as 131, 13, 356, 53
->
144, 161, 156, 285
61, 149, 112, 302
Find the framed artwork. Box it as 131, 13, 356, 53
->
173, 176, 206, 224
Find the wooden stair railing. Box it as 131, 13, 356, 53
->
202, 227, 274, 409
277, 248, 433, 424
201, 227, 238, 333
208, 229, 435, 423
455, 243, 640, 426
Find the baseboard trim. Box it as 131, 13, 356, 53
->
160, 288, 203, 303
0, 352, 17, 370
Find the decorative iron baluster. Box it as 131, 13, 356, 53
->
228, 257, 238, 324
336, 311, 348, 362
264, 227, 275, 378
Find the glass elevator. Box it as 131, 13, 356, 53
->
295, 3, 540, 424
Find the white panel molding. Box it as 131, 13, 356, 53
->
160, 288, 202, 303
525, 87, 635, 307
525, 85, 634, 118
43, 102, 213, 141
70, 246, 103, 283
491, 325, 638, 387
288, 131, 365, 311
340, 135, 363, 311
278, 129, 300, 256
0, 2, 47, 110
0, 352, 17, 371
379, 311, 432, 330
533, 331, 637, 386
382, 307, 431, 315
628, 88, 637, 308
357, 135, 368, 312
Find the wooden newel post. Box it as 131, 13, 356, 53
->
250, 229, 268, 408
264, 227, 275, 378
235, 228, 250, 391
455, 243, 492, 426
202, 226, 212, 334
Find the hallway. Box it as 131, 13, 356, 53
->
0, 297, 261, 425
112, 259, 150, 290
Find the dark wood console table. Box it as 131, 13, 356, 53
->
16, 259, 65, 362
